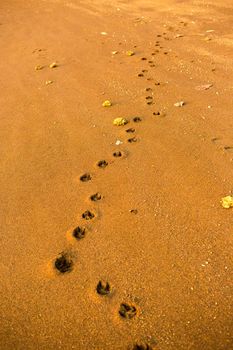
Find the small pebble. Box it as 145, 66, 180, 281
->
113, 117, 128, 126
49, 62, 57, 68
126, 50, 135, 56
102, 100, 112, 107
174, 101, 185, 107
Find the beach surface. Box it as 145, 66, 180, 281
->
0, 0, 233, 349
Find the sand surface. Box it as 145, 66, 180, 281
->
0, 0, 233, 349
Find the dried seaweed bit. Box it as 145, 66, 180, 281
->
174, 101, 185, 107
96, 281, 111, 295
221, 196, 233, 209
113, 117, 128, 126
126, 50, 135, 56
102, 100, 112, 107
49, 62, 58, 68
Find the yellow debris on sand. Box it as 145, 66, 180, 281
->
221, 195, 233, 209
102, 100, 112, 107
49, 62, 57, 68
113, 117, 128, 126
126, 50, 135, 56
35, 65, 43, 70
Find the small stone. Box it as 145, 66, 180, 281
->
115, 140, 123, 145
45, 80, 53, 85
112, 51, 118, 55
102, 100, 112, 107
174, 101, 185, 107
49, 62, 57, 68
221, 196, 233, 209
126, 50, 135, 56
113, 117, 128, 126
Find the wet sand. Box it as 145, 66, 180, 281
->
0, 0, 233, 349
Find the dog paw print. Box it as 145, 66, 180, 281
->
113, 151, 122, 158
73, 226, 86, 240
126, 128, 135, 133
224, 146, 233, 152
80, 173, 91, 182
133, 117, 142, 123
54, 252, 73, 273
97, 160, 108, 169
153, 111, 165, 117
90, 192, 102, 201
82, 210, 95, 220
96, 281, 111, 295
130, 209, 138, 214
128, 137, 138, 143
133, 344, 153, 350
119, 303, 137, 319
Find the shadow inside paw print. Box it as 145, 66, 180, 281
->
54, 252, 73, 273
96, 281, 111, 295
119, 303, 137, 319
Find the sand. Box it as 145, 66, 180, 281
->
0, 0, 233, 349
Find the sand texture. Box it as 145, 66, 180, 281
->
0, 0, 233, 349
